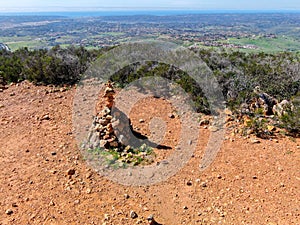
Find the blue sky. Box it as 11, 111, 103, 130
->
1, 0, 299, 12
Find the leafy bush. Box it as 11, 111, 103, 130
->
0, 45, 104, 85
279, 94, 300, 136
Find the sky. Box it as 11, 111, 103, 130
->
0, 0, 299, 12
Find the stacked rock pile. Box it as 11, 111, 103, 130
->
83, 82, 154, 166
86, 82, 122, 150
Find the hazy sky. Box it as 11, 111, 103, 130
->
1, 0, 299, 12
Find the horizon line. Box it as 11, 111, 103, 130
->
1, 7, 300, 13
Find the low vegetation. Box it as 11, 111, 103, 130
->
1, 46, 299, 136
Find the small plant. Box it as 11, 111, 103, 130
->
243, 115, 274, 138
86, 143, 154, 169
277, 93, 300, 137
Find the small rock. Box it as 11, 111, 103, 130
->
86, 172, 92, 179
208, 126, 218, 132
109, 141, 119, 147
74, 200, 80, 204
5, 209, 13, 215
139, 119, 145, 123
252, 176, 258, 179
49, 200, 55, 206
41, 114, 50, 120
147, 215, 161, 225
224, 108, 232, 115
100, 140, 108, 148
201, 182, 207, 187
168, 113, 175, 118
50, 170, 57, 174
86, 188, 92, 194
250, 138, 260, 144
199, 119, 210, 126
183, 206, 188, 210
124, 194, 130, 199
217, 174, 222, 179
51, 152, 57, 156
267, 125, 276, 132
67, 169, 75, 176
12, 203, 18, 207
247, 129, 254, 135
130, 210, 138, 219
186, 180, 192, 186
103, 213, 110, 221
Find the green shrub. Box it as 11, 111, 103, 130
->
279, 94, 300, 136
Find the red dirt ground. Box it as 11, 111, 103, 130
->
0, 81, 299, 225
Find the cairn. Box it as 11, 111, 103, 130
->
86, 82, 122, 150
84, 82, 154, 166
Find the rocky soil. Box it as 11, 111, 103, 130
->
0, 81, 299, 225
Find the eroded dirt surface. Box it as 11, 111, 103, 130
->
0, 81, 299, 225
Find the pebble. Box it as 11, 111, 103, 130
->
250, 138, 260, 144
186, 180, 193, 186
50, 170, 57, 174
200, 119, 210, 126
67, 169, 75, 176
86, 172, 92, 179
104, 213, 110, 219
51, 151, 57, 156
183, 206, 188, 210
5, 209, 13, 215
124, 194, 130, 199
139, 119, 145, 123
86, 188, 92, 194
208, 126, 218, 132
49, 200, 55, 206
201, 182, 207, 187
41, 114, 50, 120
130, 210, 138, 219
168, 113, 175, 118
